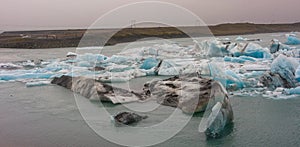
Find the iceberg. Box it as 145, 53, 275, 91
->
208, 63, 245, 90
140, 57, 159, 70
198, 81, 233, 138
0, 73, 53, 81
283, 87, 300, 95
285, 35, 300, 45
260, 54, 299, 90
270, 54, 299, 84
206, 40, 230, 57
231, 43, 272, 59
270, 39, 292, 54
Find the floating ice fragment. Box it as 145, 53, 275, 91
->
235, 36, 247, 41
260, 54, 299, 90
140, 57, 159, 70
271, 54, 299, 84
66, 52, 77, 57
283, 87, 300, 95
232, 43, 272, 58
285, 35, 300, 45
208, 63, 244, 90
270, 39, 292, 54
206, 40, 230, 57
0, 73, 53, 81
0, 63, 22, 70
26, 81, 51, 87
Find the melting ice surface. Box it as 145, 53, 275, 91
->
1, 33, 300, 99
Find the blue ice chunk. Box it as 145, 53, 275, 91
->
283, 87, 300, 95
208, 63, 244, 90
285, 36, 300, 45
232, 43, 272, 59
233, 50, 270, 58
140, 57, 159, 70
205, 102, 226, 137
270, 39, 293, 54
0, 73, 53, 81
225, 70, 245, 89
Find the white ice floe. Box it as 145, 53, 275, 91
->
235, 36, 248, 41
0, 63, 22, 70
25, 80, 51, 87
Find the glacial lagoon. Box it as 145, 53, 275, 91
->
0, 32, 300, 146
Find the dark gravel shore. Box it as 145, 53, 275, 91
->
1, 22, 300, 49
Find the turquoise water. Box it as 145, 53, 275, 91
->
99, 77, 300, 146
99, 95, 300, 146
1, 82, 299, 146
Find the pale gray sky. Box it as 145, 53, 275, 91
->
0, 0, 300, 31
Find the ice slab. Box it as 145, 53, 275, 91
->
140, 57, 159, 70
235, 36, 247, 41
26, 81, 51, 87
231, 43, 272, 59
208, 63, 244, 90
271, 54, 299, 85
283, 87, 300, 95
285, 35, 300, 45
0, 63, 22, 70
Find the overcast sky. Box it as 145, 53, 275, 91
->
1, 0, 300, 31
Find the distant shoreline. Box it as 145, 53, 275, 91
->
1, 22, 299, 49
